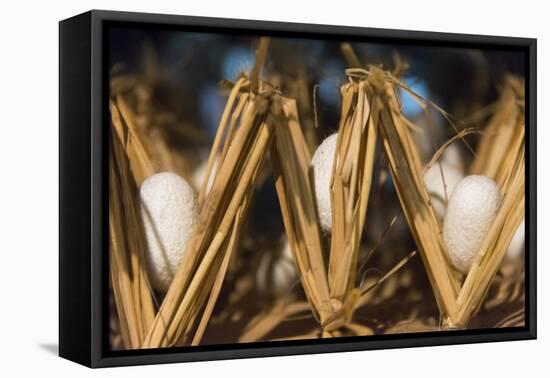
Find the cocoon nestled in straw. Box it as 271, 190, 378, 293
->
341, 56, 525, 328
109, 38, 286, 348
257, 57, 415, 339
455, 76, 526, 326
109, 97, 157, 349
141, 38, 278, 348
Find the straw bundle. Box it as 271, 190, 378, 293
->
142, 38, 276, 348
344, 64, 525, 328
109, 105, 157, 349
110, 95, 156, 185
266, 71, 416, 337
110, 46, 204, 184
455, 77, 525, 326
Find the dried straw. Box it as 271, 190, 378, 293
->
142, 38, 276, 348
109, 121, 156, 349
344, 62, 525, 327
268, 66, 407, 336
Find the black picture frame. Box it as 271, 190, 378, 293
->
59, 9, 537, 368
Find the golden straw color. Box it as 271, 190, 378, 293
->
108, 36, 525, 348
268, 66, 416, 338
142, 38, 278, 348
456, 76, 525, 326
342, 57, 525, 328
109, 122, 157, 349
110, 96, 156, 186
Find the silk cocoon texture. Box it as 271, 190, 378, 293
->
311, 133, 338, 233
443, 175, 501, 274
140, 172, 199, 291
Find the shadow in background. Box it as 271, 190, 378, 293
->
38, 343, 58, 356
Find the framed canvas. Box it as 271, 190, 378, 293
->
59, 10, 536, 368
